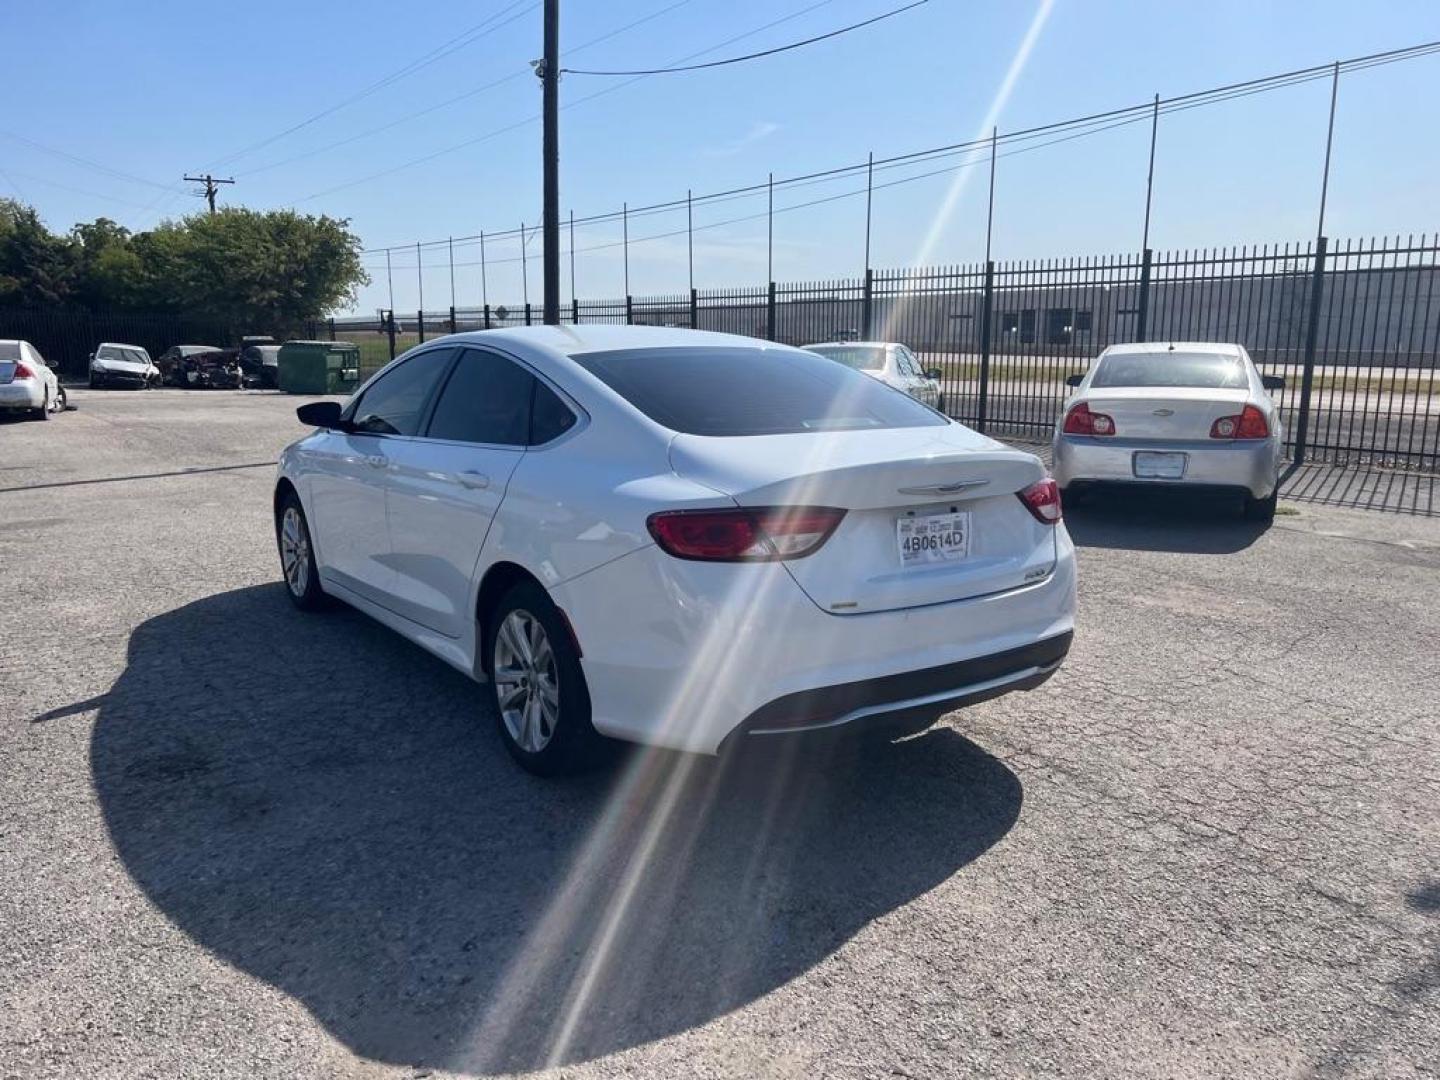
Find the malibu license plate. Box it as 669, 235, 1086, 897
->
897, 510, 970, 568
1133, 451, 1187, 479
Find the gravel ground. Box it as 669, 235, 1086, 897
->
2, 388, 1438, 1080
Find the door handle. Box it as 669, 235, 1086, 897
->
457, 470, 490, 490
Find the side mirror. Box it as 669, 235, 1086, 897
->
923, 367, 942, 380
1065, 374, 1084, 388
296, 401, 344, 429
1261, 374, 1285, 391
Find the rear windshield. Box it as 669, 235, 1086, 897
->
574, 346, 946, 436
0, 342, 20, 361
1091, 351, 1248, 389
806, 344, 886, 371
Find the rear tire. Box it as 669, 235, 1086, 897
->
1243, 488, 1277, 523
275, 492, 327, 610
486, 580, 602, 776
31, 389, 50, 421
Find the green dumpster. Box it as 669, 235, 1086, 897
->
277, 341, 362, 395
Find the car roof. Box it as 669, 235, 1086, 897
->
1101, 341, 1244, 357
803, 341, 895, 349
439, 324, 795, 358
97, 342, 146, 350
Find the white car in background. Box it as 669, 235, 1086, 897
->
90, 342, 160, 389
274, 326, 1075, 775
0, 339, 66, 420
803, 341, 946, 412
1051, 341, 1286, 521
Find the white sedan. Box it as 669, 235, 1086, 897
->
275, 326, 1075, 774
1051, 341, 1285, 521
803, 341, 945, 412
90, 342, 161, 389
0, 339, 66, 420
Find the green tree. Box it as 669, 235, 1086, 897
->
0, 199, 76, 306
70, 218, 144, 310
163, 208, 368, 332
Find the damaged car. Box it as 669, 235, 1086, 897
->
89, 343, 161, 389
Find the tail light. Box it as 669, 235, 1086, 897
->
647, 506, 846, 562
13, 362, 35, 380
1017, 478, 1063, 524
1062, 401, 1115, 436
1210, 404, 1269, 440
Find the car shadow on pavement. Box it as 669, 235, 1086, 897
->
1063, 489, 1271, 554
90, 584, 1022, 1074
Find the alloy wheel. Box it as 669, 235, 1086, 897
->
279, 506, 310, 597
493, 610, 560, 754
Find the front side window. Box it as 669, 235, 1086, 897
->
575, 346, 946, 436
349, 348, 453, 436
425, 348, 534, 446
1091, 351, 1249, 390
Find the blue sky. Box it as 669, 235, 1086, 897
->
3, 0, 1438, 314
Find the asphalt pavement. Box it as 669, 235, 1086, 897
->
2, 388, 1438, 1079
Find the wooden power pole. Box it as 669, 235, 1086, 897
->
184, 173, 235, 213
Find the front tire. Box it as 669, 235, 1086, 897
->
486, 580, 601, 776
276, 492, 327, 610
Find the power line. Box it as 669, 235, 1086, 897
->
359, 36, 1440, 256
299, 0, 841, 203
239, 0, 699, 179
204, 0, 539, 171
562, 0, 928, 76
0, 129, 178, 192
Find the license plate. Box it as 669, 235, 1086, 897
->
1133, 451, 1187, 479
897, 510, 970, 567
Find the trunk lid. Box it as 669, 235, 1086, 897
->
1082, 386, 1251, 440
669, 427, 1057, 614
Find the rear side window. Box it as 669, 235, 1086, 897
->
530, 380, 577, 444
425, 348, 533, 446
1092, 352, 1248, 390
350, 348, 453, 436
575, 346, 945, 436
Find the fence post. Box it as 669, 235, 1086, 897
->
767, 282, 777, 341
977, 260, 995, 432
483, 304, 492, 330
417, 310, 425, 344
1292, 235, 1328, 468
448, 305, 457, 334
625, 295, 634, 325
386, 310, 397, 362
572, 298, 579, 325
327, 317, 335, 342
525, 303, 532, 326
1135, 248, 1153, 342
862, 268, 875, 340
689, 288, 698, 330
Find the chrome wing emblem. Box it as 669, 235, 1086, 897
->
897, 479, 991, 495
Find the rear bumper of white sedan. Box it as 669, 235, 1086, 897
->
0, 381, 43, 410
550, 531, 1077, 755
1051, 434, 1281, 499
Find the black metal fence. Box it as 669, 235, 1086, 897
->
332, 232, 1439, 472
0, 309, 235, 378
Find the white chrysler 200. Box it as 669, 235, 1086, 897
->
274, 326, 1076, 774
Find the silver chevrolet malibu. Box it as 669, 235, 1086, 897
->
1051, 341, 1285, 522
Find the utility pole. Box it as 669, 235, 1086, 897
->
539, 0, 560, 324
184, 173, 234, 213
